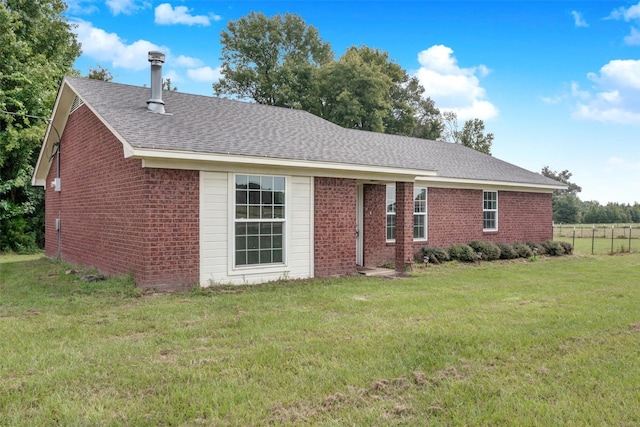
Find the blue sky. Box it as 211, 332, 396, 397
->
66, 0, 640, 205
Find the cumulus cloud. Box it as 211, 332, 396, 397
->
414, 45, 498, 121
66, 0, 99, 15
73, 19, 166, 70
154, 3, 217, 26
187, 66, 222, 82
624, 27, 640, 45
175, 55, 203, 68
572, 59, 640, 124
106, 0, 150, 16
571, 11, 589, 27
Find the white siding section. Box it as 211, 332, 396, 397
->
200, 172, 313, 286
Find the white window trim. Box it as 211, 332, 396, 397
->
227, 173, 290, 275
483, 190, 498, 232
386, 185, 428, 242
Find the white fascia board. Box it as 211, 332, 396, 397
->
416, 176, 567, 193
31, 80, 74, 186
134, 148, 438, 181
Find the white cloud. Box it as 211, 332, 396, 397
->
106, 0, 150, 16
624, 27, 640, 45
73, 19, 166, 70
541, 95, 563, 105
187, 66, 222, 82
608, 1, 640, 21
66, 0, 99, 15
154, 3, 212, 26
174, 55, 203, 68
571, 11, 589, 27
607, 2, 640, 45
572, 59, 640, 124
414, 45, 498, 121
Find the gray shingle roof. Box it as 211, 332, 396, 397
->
65, 76, 560, 187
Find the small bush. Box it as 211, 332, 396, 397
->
512, 243, 533, 258
467, 240, 501, 261
448, 244, 477, 262
496, 243, 518, 260
558, 241, 573, 255
541, 240, 565, 256
526, 242, 546, 256
420, 247, 450, 264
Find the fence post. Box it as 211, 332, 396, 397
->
611, 225, 614, 255
592, 225, 595, 255
630, 225, 633, 253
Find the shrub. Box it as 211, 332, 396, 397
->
558, 241, 573, 255
448, 244, 477, 262
420, 247, 450, 265
467, 240, 501, 261
512, 243, 533, 258
496, 243, 518, 260
541, 240, 565, 256
526, 242, 546, 256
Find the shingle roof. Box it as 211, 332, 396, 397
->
64, 76, 561, 187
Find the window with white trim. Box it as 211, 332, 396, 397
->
413, 187, 427, 240
234, 175, 285, 266
386, 185, 428, 241
483, 190, 498, 231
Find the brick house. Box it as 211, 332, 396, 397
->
32, 53, 564, 289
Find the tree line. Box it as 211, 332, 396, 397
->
541, 167, 640, 224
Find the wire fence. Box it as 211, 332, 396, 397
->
553, 224, 640, 255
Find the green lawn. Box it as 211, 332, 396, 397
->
2, 253, 640, 426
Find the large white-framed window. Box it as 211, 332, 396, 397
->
483, 190, 498, 231
234, 174, 286, 267
386, 185, 428, 242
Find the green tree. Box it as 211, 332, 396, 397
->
457, 118, 493, 155
552, 194, 582, 224
439, 112, 493, 155
316, 46, 411, 133
213, 11, 333, 110
0, 0, 81, 252
87, 64, 113, 82
541, 166, 582, 196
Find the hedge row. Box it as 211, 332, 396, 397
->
419, 240, 573, 264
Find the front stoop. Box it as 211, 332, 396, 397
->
356, 267, 397, 277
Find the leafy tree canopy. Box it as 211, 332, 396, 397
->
87, 65, 114, 82
0, 0, 81, 252
541, 166, 582, 196
213, 11, 333, 110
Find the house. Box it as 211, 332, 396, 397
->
32, 52, 565, 289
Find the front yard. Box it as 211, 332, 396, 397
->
1, 253, 639, 425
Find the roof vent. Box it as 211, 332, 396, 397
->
147, 51, 165, 114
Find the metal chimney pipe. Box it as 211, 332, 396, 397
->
147, 51, 165, 113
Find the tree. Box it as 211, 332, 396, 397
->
87, 64, 113, 82
541, 166, 582, 196
411, 96, 443, 140
458, 118, 493, 155
315, 46, 411, 133
552, 194, 582, 224
162, 78, 178, 91
0, 0, 81, 252
213, 11, 333, 110
439, 112, 493, 155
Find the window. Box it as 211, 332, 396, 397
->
386, 185, 427, 241
413, 187, 427, 240
483, 191, 498, 231
234, 175, 285, 267
386, 186, 396, 240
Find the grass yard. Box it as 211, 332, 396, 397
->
1, 253, 640, 426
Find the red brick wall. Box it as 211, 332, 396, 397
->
314, 177, 357, 277
44, 104, 199, 289
361, 185, 553, 267
427, 187, 552, 247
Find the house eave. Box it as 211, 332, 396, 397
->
416, 175, 567, 193
132, 148, 438, 181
